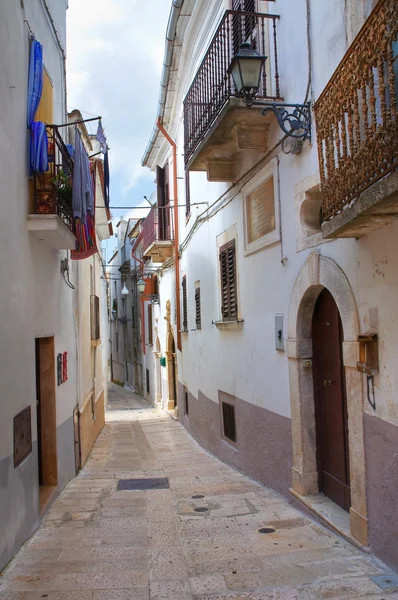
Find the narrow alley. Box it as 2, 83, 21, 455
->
0, 386, 396, 600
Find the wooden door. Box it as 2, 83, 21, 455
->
35, 338, 58, 491
312, 289, 351, 512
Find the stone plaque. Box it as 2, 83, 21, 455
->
246, 176, 275, 244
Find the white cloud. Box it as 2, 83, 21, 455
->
66, 0, 170, 195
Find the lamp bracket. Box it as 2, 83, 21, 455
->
251, 101, 311, 142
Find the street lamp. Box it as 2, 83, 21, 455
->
137, 278, 146, 294
228, 42, 267, 106
229, 43, 311, 142
121, 283, 129, 296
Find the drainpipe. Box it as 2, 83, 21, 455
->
132, 253, 146, 357
156, 117, 181, 352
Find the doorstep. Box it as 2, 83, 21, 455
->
289, 488, 369, 552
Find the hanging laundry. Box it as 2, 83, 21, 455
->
27, 39, 43, 127
96, 120, 107, 152
71, 157, 98, 260
29, 121, 48, 174
103, 149, 110, 209
72, 128, 94, 219
27, 38, 48, 175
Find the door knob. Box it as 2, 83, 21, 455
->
323, 380, 333, 386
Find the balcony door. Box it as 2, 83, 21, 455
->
312, 289, 351, 512
156, 164, 171, 241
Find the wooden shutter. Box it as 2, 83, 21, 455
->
195, 286, 201, 330
222, 402, 237, 442
156, 165, 165, 206
182, 276, 188, 330
219, 240, 237, 321
164, 162, 170, 205
185, 171, 191, 219
148, 304, 153, 345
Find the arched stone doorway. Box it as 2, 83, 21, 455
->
287, 252, 368, 545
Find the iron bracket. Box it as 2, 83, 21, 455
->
251, 101, 312, 142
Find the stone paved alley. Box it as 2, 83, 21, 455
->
1, 385, 397, 600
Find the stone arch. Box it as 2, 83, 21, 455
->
287, 251, 368, 545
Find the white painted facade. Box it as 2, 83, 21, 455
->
142, 0, 398, 567
0, 0, 111, 570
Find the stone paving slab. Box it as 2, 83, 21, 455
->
1, 385, 397, 600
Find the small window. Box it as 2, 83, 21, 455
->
146, 369, 150, 394
195, 284, 201, 330
90, 295, 100, 341
219, 240, 237, 321
182, 275, 188, 331
184, 388, 189, 415
148, 304, 153, 345
222, 402, 236, 442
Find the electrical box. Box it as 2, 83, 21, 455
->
275, 314, 284, 351
357, 334, 378, 375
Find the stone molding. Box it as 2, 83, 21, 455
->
287, 252, 368, 544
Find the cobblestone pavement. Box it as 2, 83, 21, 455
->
1, 386, 397, 600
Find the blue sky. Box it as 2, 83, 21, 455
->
66, 0, 171, 257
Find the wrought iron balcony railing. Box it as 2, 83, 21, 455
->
314, 0, 398, 221
33, 125, 74, 231
183, 9, 282, 166
142, 205, 174, 253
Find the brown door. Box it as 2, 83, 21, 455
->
312, 289, 351, 512
35, 337, 58, 488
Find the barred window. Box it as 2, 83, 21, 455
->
222, 402, 236, 442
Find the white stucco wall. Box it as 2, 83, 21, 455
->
0, 0, 75, 463
147, 0, 398, 429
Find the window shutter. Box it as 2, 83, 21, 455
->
148, 304, 153, 346
164, 162, 170, 206
156, 165, 165, 206
185, 170, 191, 219
219, 240, 237, 321
195, 286, 201, 330
182, 276, 188, 330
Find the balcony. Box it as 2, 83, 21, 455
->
142, 205, 174, 263
27, 125, 76, 249
183, 9, 282, 181
315, 0, 398, 239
